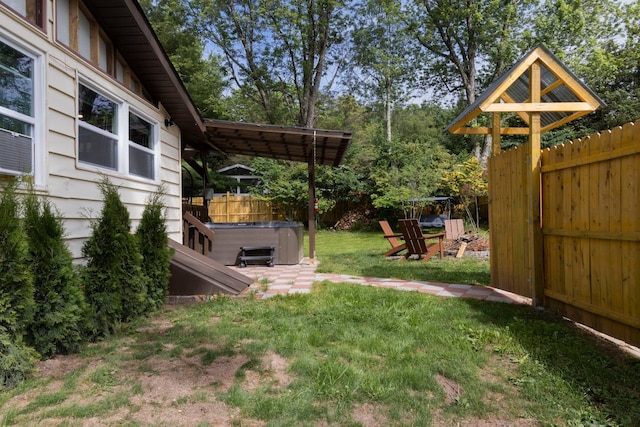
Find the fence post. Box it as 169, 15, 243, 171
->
528, 62, 545, 307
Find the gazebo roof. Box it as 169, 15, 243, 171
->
203, 119, 352, 167
446, 44, 604, 135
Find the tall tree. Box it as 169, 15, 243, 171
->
407, 0, 625, 161
188, 0, 350, 127
347, 0, 422, 141
407, 0, 532, 164
566, 0, 640, 131
370, 132, 452, 218
140, 0, 228, 118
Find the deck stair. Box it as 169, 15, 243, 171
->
168, 213, 252, 296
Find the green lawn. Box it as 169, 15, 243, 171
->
1, 231, 639, 426
314, 230, 491, 286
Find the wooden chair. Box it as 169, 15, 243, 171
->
379, 220, 406, 257
398, 218, 445, 262
444, 219, 465, 240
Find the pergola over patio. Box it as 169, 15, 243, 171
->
186, 119, 353, 263
445, 44, 604, 305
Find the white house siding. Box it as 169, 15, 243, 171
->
1, 4, 183, 259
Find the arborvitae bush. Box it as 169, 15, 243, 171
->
82, 178, 148, 337
0, 180, 35, 338
0, 180, 37, 388
136, 188, 174, 311
0, 332, 38, 389
23, 191, 89, 358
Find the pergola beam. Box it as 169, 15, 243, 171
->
484, 102, 595, 112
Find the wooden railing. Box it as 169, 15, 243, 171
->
182, 203, 209, 223
182, 212, 215, 257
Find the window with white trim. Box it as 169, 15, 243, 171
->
0, 38, 36, 176
78, 84, 118, 170
128, 112, 155, 180
77, 82, 158, 180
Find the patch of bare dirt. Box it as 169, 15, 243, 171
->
135, 319, 175, 334
436, 374, 463, 405
351, 402, 389, 426
242, 351, 291, 393
36, 354, 88, 378
10, 312, 548, 426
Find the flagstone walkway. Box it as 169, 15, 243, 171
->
231, 259, 531, 305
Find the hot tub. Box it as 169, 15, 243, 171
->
206, 221, 304, 265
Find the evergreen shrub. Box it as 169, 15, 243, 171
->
23, 191, 89, 358
82, 178, 148, 337
0, 333, 38, 389
0, 180, 35, 338
0, 179, 37, 388
136, 187, 174, 311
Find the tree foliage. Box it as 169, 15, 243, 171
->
0, 180, 34, 339
23, 190, 88, 359
188, 0, 350, 127
0, 180, 37, 388
82, 178, 149, 337
136, 188, 174, 311
140, 0, 228, 118
347, 0, 422, 142
441, 157, 488, 233
370, 134, 452, 218
249, 158, 308, 220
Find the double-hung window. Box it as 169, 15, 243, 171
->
78, 83, 118, 170
128, 112, 155, 180
0, 38, 36, 176
78, 83, 157, 180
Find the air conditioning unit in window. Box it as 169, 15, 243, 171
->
0, 128, 33, 175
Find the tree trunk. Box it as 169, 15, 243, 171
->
478, 134, 493, 167
385, 78, 392, 142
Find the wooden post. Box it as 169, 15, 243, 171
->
528, 62, 544, 306
308, 156, 316, 263
226, 191, 230, 222
307, 130, 317, 263
492, 112, 501, 155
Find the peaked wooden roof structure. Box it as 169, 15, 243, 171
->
446, 44, 604, 307
446, 44, 604, 143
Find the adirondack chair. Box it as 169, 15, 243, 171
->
398, 218, 445, 262
444, 219, 465, 241
379, 220, 406, 257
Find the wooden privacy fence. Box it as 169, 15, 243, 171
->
190, 194, 283, 223
488, 144, 531, 298
489, 120, 640, 347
